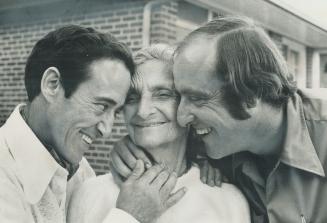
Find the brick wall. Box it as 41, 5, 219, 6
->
150, 1, 178, 45
0, 0, 147, 175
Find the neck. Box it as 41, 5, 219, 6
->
251, 103, 286, 158
22, 101, 78, 177
143, 133, 188, 177
22, 100, 49, 145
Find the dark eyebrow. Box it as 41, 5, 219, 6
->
179, 88, 211, 97
94, 97, 118, 106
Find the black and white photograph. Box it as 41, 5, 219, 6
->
0, 0, 327, 222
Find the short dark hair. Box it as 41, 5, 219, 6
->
25, 25, 135, 101
175, 16, 296, 119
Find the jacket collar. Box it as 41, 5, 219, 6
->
279, 92, 325, 177
2, 104, 67, 204
233, 91, 325, 184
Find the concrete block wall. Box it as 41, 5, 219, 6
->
0, 0, 146, 175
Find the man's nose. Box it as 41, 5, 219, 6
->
137, 97, 155, 119
177, 98, 194, 127
97, 112, 114, 138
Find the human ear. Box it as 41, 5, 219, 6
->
40, 67, 63, 102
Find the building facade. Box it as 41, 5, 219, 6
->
1, 0, 327, 174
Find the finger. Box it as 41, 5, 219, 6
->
111, 150, 133, 178
160, 172, 177, 199
109, 160, 124, 186
126, 138, 152, 168
199, 160, 208, 184
139, 164, 164, 184
214, 168, 222, 187
165, 187, 187, 209
114, 139, 138, 170
206, 163, 215, 187
151, 170, 170, 188
126, 160, 145, 182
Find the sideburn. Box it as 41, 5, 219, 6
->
221, 86, 252, 120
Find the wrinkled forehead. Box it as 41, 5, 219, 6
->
130, 59, 174, 93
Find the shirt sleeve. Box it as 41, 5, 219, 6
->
0, 170, 30, 222
102, 208, 139, 223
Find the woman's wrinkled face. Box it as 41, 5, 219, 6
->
124, 59, 187, 149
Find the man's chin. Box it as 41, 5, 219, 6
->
205, 144, 229, 160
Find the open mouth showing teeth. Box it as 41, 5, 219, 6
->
135, 122, 166, 128
81, 134, 93, 145
195, 128, 212, 136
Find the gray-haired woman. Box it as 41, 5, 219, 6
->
68, 44, 250, 223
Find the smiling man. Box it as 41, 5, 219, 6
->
111, 16, 327, 223
173, 17, 327, 223
0, 25, 185, 223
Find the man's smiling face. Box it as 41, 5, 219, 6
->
173, 36, 258, 159
48, 58, 131, 165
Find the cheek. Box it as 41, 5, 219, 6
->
157, 101, 178, 121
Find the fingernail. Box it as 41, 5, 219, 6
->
145, 162, 152, 168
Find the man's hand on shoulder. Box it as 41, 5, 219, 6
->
116, 160, 187, 223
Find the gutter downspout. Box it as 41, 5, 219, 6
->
142, 0, 175, 47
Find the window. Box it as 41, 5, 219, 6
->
288, 50, 299, 76
175, 1, 209, 41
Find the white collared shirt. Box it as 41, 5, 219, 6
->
0, 104, 138, 223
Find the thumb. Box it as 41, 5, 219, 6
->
126, 160, 144, 182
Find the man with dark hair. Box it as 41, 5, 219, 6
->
0, 25, 185, 223
111, 17, 327, 223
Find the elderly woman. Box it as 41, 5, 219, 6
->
67, 44, 250, 223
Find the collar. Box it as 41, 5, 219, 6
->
2, 104, 68, 204
233, 91, 325, 183
280, 91, 325, 177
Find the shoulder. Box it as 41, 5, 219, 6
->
0, 128, 15, 170
68, 173, 119, 223
181, 166, 247, 202
171, 166, 250, 223
0, 166, 27, 218
72, 172, 118, 204
0, 131, 22, 196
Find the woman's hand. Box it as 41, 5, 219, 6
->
117, 160, 187, 223
110, 136, 152, 181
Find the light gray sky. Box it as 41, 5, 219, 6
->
270, 0, 327, 30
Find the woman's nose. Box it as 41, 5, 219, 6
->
137, 97, 155, 119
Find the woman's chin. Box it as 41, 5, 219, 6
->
134, 137, 163, 149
